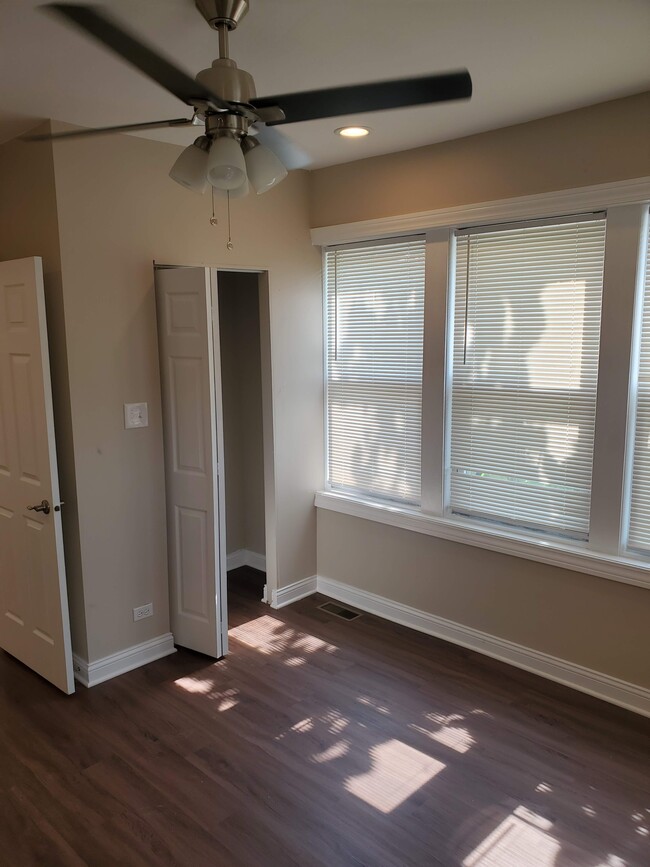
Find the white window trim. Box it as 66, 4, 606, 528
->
315, 489, 650, 590
314, 177, 650, 592
310, 176, 650, 246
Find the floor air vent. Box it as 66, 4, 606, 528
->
318, 601, 362, 621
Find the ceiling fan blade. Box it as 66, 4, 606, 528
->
251, 70, 472, 126
22, 118, 195, 142
251, 123, 311, 170
44, 3, 232, 113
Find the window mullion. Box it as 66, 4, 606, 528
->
421, 229, 451, 515
589, 204, 648, 554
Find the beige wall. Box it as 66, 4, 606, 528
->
310, 91, 650, 227
218, 271, 266, 558
3, 90, 648, 685
0, 123, 87, 658
318, 511, 650, 687
48, 128, 321, 662
311, 91, 650, 690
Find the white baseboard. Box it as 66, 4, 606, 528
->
73, 633, 176, 688
316, 576, 650, 718
227, 549, 266, 572
271, 575, 318, 609
271, 573, 649, 717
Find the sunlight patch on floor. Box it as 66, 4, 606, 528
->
277, 717, 314, 738
173, 677, 239, 711
463, 806, 559, 867
229, 615, 338, 657
215, 688, 239, 711
323, 710, 350, 734
313, 740, 350, 763
285, 656, 306, 667
410, 722, 475, 754
357, 695, 391, 715
426, 712, 466, 726
174, 676, 214, 694
344, 739, 445, 814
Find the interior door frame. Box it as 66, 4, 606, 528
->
155, 262, 276, 645
209, 268, 229, 654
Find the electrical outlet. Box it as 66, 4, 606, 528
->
133, 603, 153, 622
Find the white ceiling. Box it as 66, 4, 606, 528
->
1, 0, 649, 168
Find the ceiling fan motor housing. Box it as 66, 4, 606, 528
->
196, 58, 256, 106
195, 0, 249, 30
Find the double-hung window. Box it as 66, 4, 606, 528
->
325, 238, 425, 504
320, 192, 650, 587
448, 216, 607, 538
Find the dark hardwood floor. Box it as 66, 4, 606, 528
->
0, 566, 649, 866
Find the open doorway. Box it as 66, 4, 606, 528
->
217, 271, 266, 629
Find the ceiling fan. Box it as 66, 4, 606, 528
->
30, 1, 472, 197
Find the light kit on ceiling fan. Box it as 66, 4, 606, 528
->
169, 135, 211, 193
31, 1, 473, 202
243, 137, 288, 194
170, 2, 288, 198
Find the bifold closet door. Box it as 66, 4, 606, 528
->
155, 266, 226, 658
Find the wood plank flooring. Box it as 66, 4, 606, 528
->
0, 566, 648, 866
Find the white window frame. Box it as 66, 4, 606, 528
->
314, 177, 650, 590
623, 206, 650, 553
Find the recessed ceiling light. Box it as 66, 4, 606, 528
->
335, 126, 371, 138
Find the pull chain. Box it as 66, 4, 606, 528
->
333, 250, 339, 361
210, 187, 218, 226
463, 235, 472, 365
208, 186, 233, 252
226, 190, 234, 251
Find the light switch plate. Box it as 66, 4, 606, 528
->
124, 402, 149, 429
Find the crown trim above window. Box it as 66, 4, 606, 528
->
311, 177, 650, 247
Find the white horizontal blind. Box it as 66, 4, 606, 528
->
325, 238, 425, 504
449, 216, 607, 537
628, 218, 650, 551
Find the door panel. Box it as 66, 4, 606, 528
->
155, 266, 224, 657
0, 257, 74, 693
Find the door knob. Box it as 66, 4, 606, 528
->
27, 499, 51, 515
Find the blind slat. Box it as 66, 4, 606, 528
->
448, 217, 606, 537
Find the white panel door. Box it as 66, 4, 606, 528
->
155, 266, 226, 657
0, 257, 74, 694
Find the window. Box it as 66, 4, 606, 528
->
325, 238, 425, 504
319, 191, 650, 588
448, 216, 607, 538
627, 216, 650, 552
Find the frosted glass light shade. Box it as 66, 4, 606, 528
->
244, 141, 287, 194
207, 135, 246, 190
213, 177, 250, 199
169, 137, 209, 193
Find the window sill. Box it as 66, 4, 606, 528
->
314, 490, 650, 591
